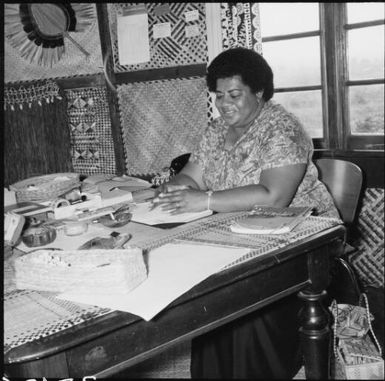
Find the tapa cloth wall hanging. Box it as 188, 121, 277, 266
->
5, 3, 95, 67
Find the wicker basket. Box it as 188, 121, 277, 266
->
332, 294, 384, 380
10, 173, 80, 202
336, 336, 384, 379
14, 248, 147, 294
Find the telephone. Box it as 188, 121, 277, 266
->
4, 212, 25, 246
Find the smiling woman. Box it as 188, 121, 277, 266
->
146, 47, 341, 379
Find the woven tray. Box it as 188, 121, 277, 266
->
14, 248, 147, 294
10, 173, 80, 202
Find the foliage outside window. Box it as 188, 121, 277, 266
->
258, 2, 384, 151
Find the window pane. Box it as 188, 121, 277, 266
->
349, 85, 384, 134
347, 3, 385, 24
262, 37, 321, 88
273, 90, 323, 138
259, 3, 319, 37
347, 26, 385, 80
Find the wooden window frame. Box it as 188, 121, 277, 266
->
261, 3, 384, 153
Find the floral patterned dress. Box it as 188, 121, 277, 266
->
190, 100, 340, 219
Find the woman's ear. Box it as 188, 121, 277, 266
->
256, 91, 264, 99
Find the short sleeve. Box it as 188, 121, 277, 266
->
258, 114, 312, 171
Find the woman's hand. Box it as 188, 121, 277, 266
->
151, 186, 208, 214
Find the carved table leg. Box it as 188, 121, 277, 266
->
298, 290, 330, 380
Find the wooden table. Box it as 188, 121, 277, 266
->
4, 224, 345, 379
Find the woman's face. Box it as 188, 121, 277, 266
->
215, 75, 261, 129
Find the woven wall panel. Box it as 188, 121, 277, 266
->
65, 87, 116, 175
118, 78, 208, 174
4, 88, 73, 187
351, 188, 384, 287
108, 3, 207, 73
4, 4, 102, 83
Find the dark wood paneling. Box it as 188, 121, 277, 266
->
4, 88, 73, 187
56, 74, 105, 89
96, 3, 126, 175
115, 64, 207, 84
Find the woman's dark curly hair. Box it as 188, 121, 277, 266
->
206, 47, 274, 101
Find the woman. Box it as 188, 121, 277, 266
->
152, 48, 340, 379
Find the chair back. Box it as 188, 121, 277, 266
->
315, 158, 363, 225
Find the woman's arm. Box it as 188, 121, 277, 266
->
154, 163, 306, 213
156, 161, 207, 192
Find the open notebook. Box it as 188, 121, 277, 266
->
131, 201, 213, 225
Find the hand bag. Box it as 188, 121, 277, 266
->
330, 293, 384, 380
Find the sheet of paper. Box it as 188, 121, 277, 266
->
153, 22, 171, 39
59, 242, 251, 321
185, 24, 200, 38
185, 9, 199, 22
117, 11, 150, 65
131, 201, 212, 225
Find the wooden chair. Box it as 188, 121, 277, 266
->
315, 158, 364, 303
314, 158, 363, 225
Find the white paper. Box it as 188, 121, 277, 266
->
131, 201, 212, 225
59, 242, 251, 321
185, 24, 200, 38
185, 9, 199, 22
117, 12, 150, 65
153, 22, 171, 39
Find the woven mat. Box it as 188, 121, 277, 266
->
118, 77, 208, 174
4, 215, 340, 351
66, 87, 116, 175
351, 188, 384, 287
4, 289, 111, 351
108, 3, 207, 73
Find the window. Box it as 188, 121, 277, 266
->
259, 3, 384, 151
344, 3, 384, 149
259, 3, 323, 140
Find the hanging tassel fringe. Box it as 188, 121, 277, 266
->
4, 80, 63, 111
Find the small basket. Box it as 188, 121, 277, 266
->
336, 336, 384, 379
10, 173, 80, 202
332, 294, 384, 379
14, 248, 147, 294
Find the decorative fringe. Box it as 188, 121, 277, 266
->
4, 80, 63, 111
5, 3, 95, 67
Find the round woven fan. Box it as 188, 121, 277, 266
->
5, 3, 95, 67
